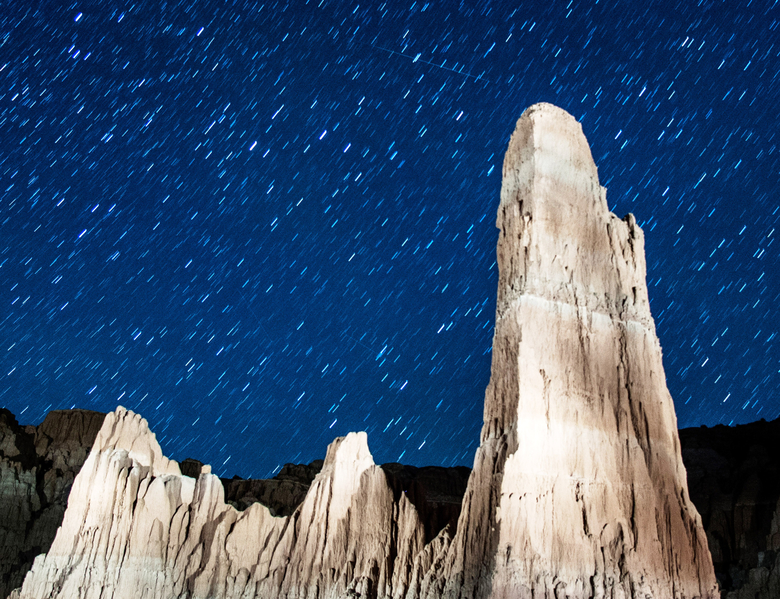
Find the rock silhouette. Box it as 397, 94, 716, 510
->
681, 419, 780, 598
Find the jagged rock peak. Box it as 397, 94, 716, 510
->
93, 405, 181, 476
320, 431, 375, 521
496, 102, 653, 331
13, 409, 430, 599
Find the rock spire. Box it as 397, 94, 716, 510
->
437, 102, 718, 598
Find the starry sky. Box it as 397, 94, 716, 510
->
2, 1, 778, 478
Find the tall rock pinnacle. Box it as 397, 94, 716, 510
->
440, 102, 718, 598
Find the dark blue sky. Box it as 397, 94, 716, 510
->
2, 1, 778, 477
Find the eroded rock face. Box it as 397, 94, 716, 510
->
4, 406, 471, 599
381, 463, 471, 544
435, 103, 718, 599
0, 408, 105, 598
15, 407, 433, 599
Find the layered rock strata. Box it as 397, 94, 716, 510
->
0, 409, 105, 598
12, 103, 718, 598
434, 102, 718, 598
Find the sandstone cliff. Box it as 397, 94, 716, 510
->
0, 408, 105, 598
11, 103, 718, 598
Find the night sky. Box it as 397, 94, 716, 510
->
2, 1, 778, 478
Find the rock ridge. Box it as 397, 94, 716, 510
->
14, 408, 434, 599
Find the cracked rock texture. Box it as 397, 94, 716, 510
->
433, 102, 718, 599
11, 103, 718, 598
0, 408, 105, 598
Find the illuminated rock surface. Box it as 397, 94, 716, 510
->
431, 101, 718, 599
11, 104, 718, 598
15, 408, 431, 599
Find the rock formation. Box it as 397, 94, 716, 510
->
8, 410, 780, 599
11, 103, 718, 598
217, 460, 469, 522
431, 102, 717, 599
0, 408, 105, 598
220, 460, 323, 515
1, 408, 470, 597
14, 408, 436, 599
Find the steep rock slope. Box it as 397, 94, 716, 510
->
434, 103, 718, 599
0, 409, 105, 598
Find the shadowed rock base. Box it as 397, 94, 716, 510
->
681, 419, 780, 598
10, 104, 718, 599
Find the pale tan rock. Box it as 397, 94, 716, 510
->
432, 102, 718, 599
16, 409, 430, 599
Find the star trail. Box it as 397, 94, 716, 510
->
2, 1, 778, 477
